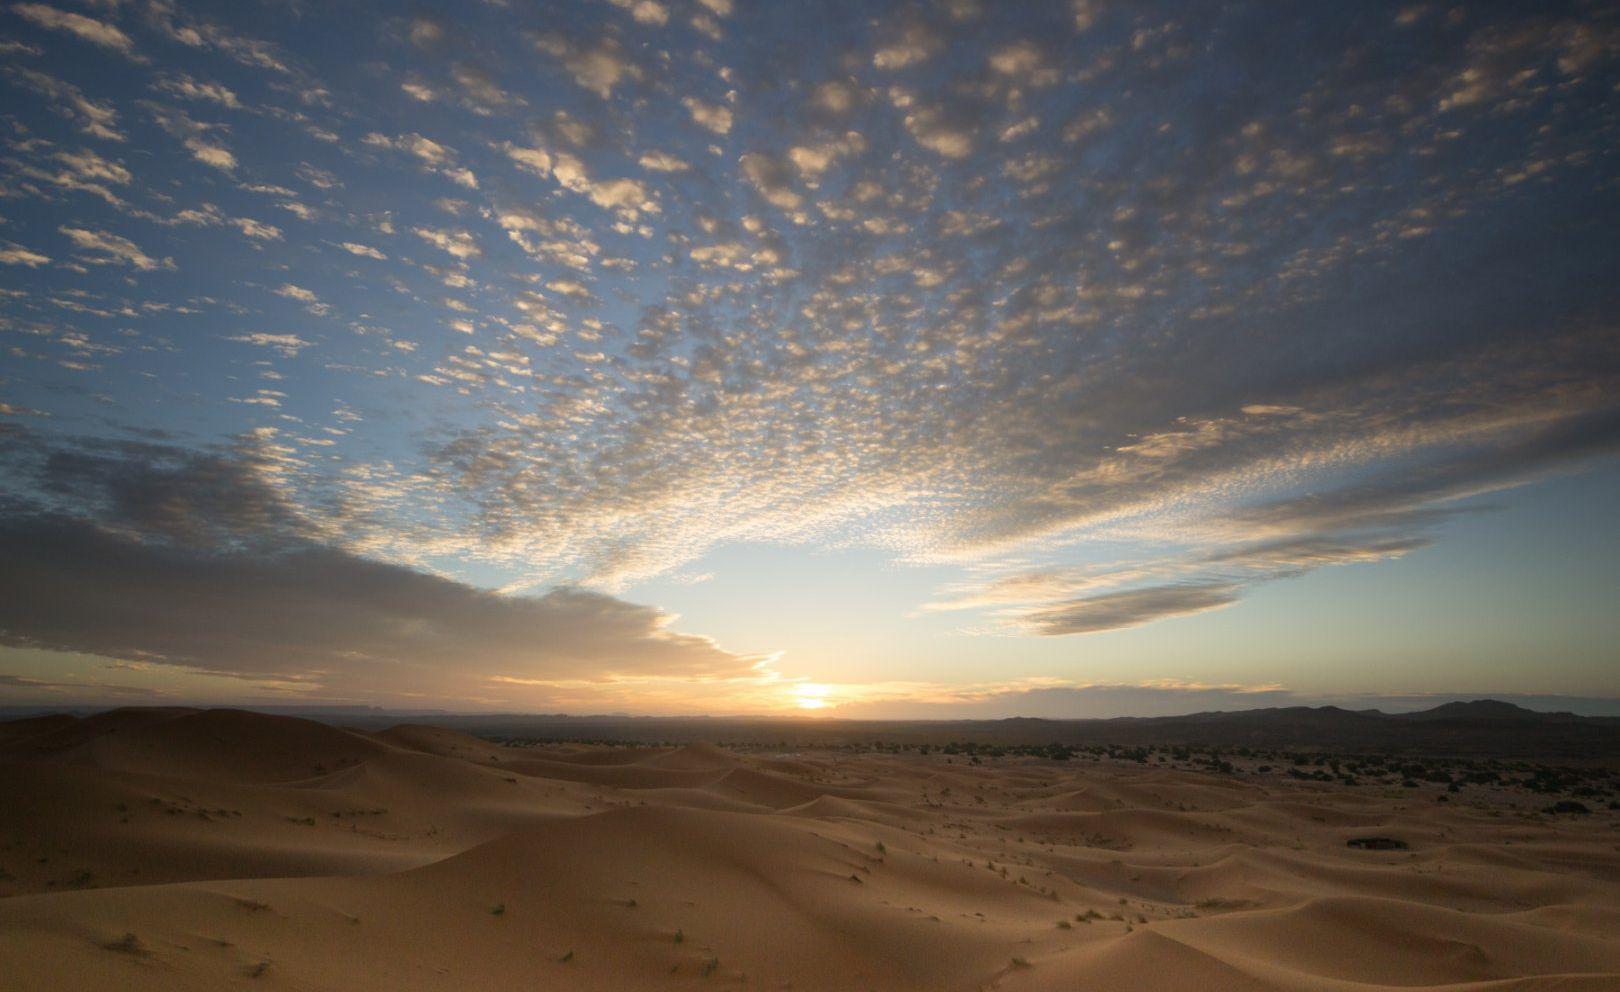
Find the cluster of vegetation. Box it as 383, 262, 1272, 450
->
1266, 753, 1620, 804
479, 733, 1619, 807
935, 741, 1085, 762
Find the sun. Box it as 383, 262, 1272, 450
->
792, 683, 832, 711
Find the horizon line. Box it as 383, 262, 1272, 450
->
6, 695, 1620, 722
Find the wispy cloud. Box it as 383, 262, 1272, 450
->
1018, 584, 1242, 635
229, 332, 311, 357
57, 226, 172, 270
11, 3, 135, 56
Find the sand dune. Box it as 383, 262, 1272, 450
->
2, 708, 1617, 990
5, 708, 390, 783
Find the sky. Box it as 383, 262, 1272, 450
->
0, 0, 1617, 718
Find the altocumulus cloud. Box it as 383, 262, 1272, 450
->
0, 0, 1618, 662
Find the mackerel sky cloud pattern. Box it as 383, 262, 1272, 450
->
0, 0, 1617, 711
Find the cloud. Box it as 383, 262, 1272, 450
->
1070, 0, 1099, 31
229, 332, 311, 357
502, 143, 553, 177
535, 34, 643, 99
57, 226, 172, 270
18, 438, 313, 550
0, 439, 760, 700
988, 40, 1055, 84
0, 513, 760, 695
503, 142, 659, 220
492, 205, 598, 270
810, 79, 860, 115
414, 226, 481, 259
1207, 535, 1432, 572
4, 66, 124, 140
364, 131, 477, 188
739, 152, 803, 211
638, 150, 689, 172
806, 677, 1620, 720
401, 79, 437, 102
682, 96, 733, 134
11, 3, 135, 56
0, 673, 164, 699
1017, 584, 1242, 635
1222, 406, 1620, 541
6, 147, 132, 206
338, 242, 387, 260
145, 105, 238, 172
171, 203, 282, 242
787, 132, 865, 178
185, 137, 236, 171
295, 163, 340, 189
449, 64, 520, 114
902, 105, 975, 157
144, 0, 290, 74
266, 283, 329, 316
922, 381, 1620, 634
826, 678, 1294, 720
606, 0, 667, 26
0, 244, 50, 267
872, 24, 938, 69
152, 72, 241, 108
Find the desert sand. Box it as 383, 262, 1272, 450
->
2, 708, 1618, 990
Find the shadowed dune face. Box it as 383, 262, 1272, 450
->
1, 709, 1618, 990
4, 707, 391, 783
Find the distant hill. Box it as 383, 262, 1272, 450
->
286, 699, 1620, 763
1395, 699, 1564, 722
6, 699, 1615, 762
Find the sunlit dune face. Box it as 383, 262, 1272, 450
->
792, 683, 832, 711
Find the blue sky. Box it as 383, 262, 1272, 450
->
0, 0, 1617, 715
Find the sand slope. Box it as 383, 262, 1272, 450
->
2, 709, 1618, 990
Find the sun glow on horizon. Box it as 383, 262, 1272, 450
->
793, 683, 833, 711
